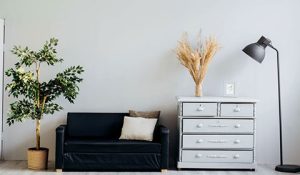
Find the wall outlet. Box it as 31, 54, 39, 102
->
224, 82, 236, 96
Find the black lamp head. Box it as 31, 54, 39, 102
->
243, 36, 271, 63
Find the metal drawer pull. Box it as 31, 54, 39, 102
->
233, 154, 240, 159
233, 105, 241, 112
195, 154, 202, 158
196, 139, 204, 143
234, 107, 241, 112
234, 139, 241, 144
208, 139, 228, 143
196, 124, 203, 128
208, 124, 228, 127
234, 124, 241, 128
207, 155, 228, 158
196, 105, 205, 111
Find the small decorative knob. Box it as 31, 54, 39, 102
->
234, 107, 241, 112
233, 154, 240, 159
195, 154, 202, 158
234, 124, 241, 128
196, 139, 204, 143
234, 140, 241, 144
197, 105, 205, 111
196, 124, 203, 128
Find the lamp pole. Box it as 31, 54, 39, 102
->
268, 45, 283, 165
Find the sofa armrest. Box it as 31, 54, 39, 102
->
154, 125, 169, 169
55, 124, 67, 169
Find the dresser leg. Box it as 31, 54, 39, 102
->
161, 169, 168, 173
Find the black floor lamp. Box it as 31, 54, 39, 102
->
243, 36, 300, 173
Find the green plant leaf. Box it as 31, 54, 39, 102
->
6, 38, 84, 125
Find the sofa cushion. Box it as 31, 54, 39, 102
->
129, 110, 160, 118
119, 116, 158, 141
67, 113, 128, 138
64, 138, 161, 153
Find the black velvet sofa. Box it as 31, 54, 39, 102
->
55, 113, 169, 172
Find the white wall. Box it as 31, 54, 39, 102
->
0, 0, 300, 166
0, 19, 4, 158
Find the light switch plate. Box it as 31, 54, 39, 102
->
224, 82, 235, 96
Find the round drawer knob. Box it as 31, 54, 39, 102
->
234, 107, 241, 112
234, 124, 241, 128
234, 140, 241, 144
196, 139, 204, 143
195, 154, 202, 158
197, 106, 205, 111
233, 154, 240, 159
196, 124, 203, 128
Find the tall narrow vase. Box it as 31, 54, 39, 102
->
195, 83, 202, 97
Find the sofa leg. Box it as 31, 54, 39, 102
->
56, 169, 62, 172
161, 169, 167, 173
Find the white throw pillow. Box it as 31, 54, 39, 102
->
119, 116, 158, 141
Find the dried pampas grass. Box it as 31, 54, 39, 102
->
176, 32, 219, 96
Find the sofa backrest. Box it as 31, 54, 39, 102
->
67, 112, 128, 138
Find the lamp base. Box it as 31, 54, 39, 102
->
275, 164, 300, 173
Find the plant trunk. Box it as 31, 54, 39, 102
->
36, 119, 40, 150
195, 83, 202, 97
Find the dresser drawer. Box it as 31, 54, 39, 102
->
182, 119, 254, 133
182, 150, 253, 163
221, 103, 254, 117
182, 103, 217, 116
183, 135, 253, 149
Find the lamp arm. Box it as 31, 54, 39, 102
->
268, 44, 278, 52
269, 44, 283, 165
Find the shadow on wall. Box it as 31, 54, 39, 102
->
41, 113, 67, 161
212, 50, 251, 79
160, 109, 178, 169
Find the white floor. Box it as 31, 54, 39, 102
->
0, 161, 298, 175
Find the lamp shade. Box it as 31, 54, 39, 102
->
243, 36, 271, 63
243, 43, 265, 63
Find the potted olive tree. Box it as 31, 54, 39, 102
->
5, 38, 84, 170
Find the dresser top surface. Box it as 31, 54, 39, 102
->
177, 96, 258, 103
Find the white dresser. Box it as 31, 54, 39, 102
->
177, 97, 258, 170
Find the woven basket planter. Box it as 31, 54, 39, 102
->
27, 147, 49, 170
